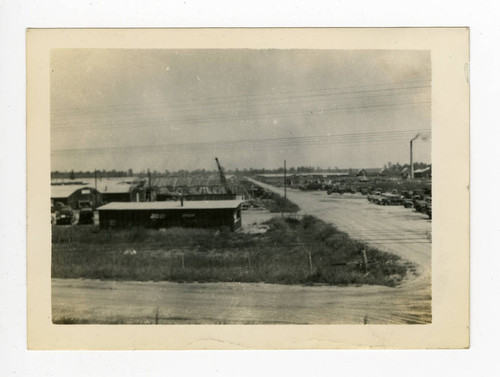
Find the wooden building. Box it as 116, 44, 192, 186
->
97, 200, 243, 231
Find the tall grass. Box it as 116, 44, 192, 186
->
52, 216, 407, 286
258, 192, 300, 213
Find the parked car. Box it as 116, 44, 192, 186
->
376, 195, 390, 205
425, 203, 432, 219
305, 182, 323, 191
383, 193, 403, 205
56, 206, 74, 225
345, 186, 357, 194
328, 185, 347, 195
414, 196, 432, 213
360, 188, 370, 195
401, 190, 411, 199
241, 202, 251, 210
327, 187, 338, 195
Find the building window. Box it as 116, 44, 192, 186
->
150, 213, 166, 219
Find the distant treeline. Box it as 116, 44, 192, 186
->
51, 162, 431, 179
51, 170, 132, 179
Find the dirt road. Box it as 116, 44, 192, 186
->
52, 278, 430, 324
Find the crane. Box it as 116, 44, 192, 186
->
215, 157, 232, 194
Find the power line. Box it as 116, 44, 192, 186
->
52, 133, 431, 156
51, 88, 430, 126
51, 79, 431, 115
51, 140, 413, 158
50, 87, 430, 128
52, 129, 430, 156
51, 100, 431, 132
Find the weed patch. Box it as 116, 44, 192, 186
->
52, 216, 407, 286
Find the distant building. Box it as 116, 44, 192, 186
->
99, 180, 139, 203
413, 167, 432, 179
356, 169, 369, 182
97, 200, 243, 231
257, 172, 349, 186
51, 186, 101, 209
52, 177, 141, 203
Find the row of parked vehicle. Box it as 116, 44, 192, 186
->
51, 201, 95, 225
366, 189, 432, 219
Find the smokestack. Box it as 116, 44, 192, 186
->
410, 140, 414, 179
409, 133, 422, 180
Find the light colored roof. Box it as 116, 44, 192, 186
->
296, 172, 349, 177
258, 172, 349, 178
51, 177, 138, 194
414, 167, 431, 173
97, 200, 243, 211
97, 180, 134, 194
51, 185, 94, 199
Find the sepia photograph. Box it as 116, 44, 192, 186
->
49, 48, 432, 325
26, 28, 469, 349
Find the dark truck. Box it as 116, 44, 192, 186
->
328, 185, 357, 195
78, 200, 95, 225
425, 203, 432, 219
414, 196, 432, 214
372, 193, 402, 205
383, 193, 403, 205
403, 194, 423, 208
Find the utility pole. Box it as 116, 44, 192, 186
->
94, 169, 97, 208
147, 169, 152, 202
284, 160, 287, 199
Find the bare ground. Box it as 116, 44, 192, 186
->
52, 278, 430, 324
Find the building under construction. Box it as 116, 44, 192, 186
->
149, 158, 248, 201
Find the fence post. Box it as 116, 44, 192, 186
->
308, 250, 313, 275
155, 306, 159, 325
181, 253, 185, 270
361, 249, 368, 272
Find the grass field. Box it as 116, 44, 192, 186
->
52, 215, 408, 286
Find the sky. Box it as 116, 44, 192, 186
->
51, 49, 431, 172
